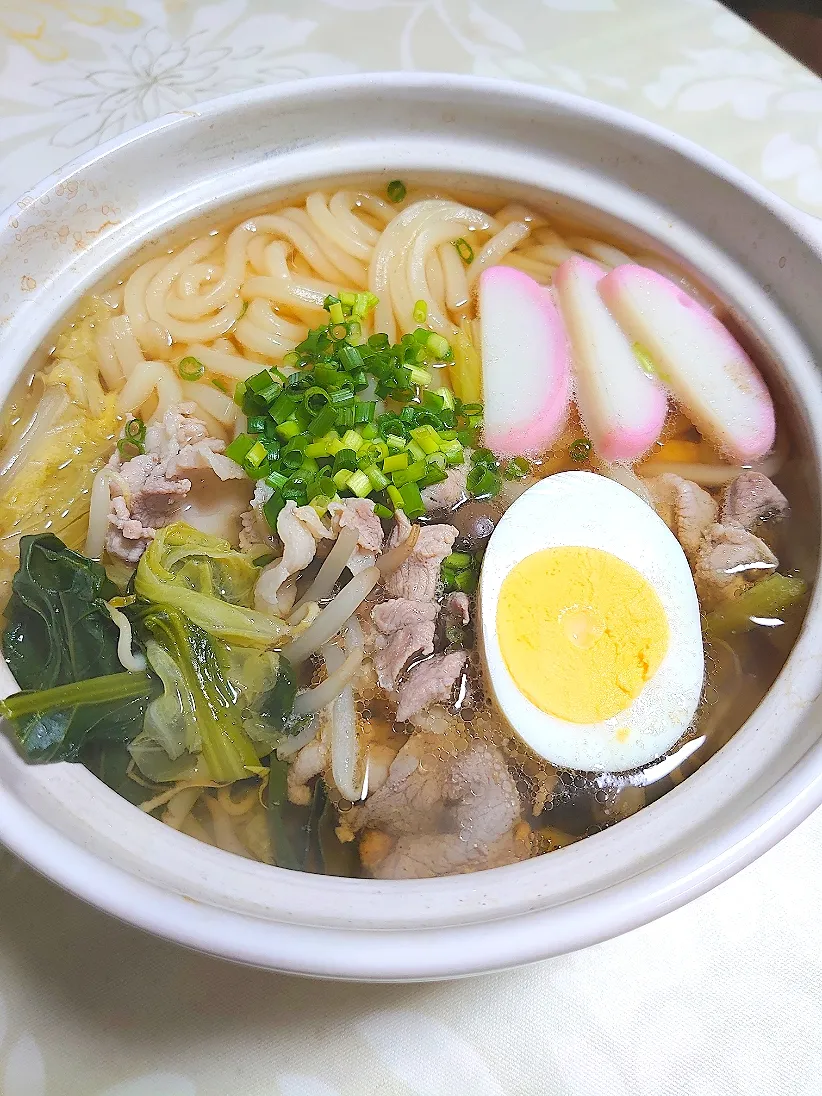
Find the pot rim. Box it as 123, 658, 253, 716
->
1, 72, 821, 980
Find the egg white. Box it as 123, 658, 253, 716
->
480, 471, 704, 773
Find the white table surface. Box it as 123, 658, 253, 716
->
1, 2, 822, 1094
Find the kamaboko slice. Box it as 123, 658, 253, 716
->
599, 265, 775, 463
554, 256, 667, 462
479, 266, 571, 457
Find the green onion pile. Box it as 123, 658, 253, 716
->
225, 294, 493, 529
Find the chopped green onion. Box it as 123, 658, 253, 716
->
426, 332, 451, 360
399, 481, 425, 519
387, 179, 407, 203
361, 423, 379, 440
333, 468, 353, 491
441, 439, 464, 466
341, 429, 363, 452
178, 355, 205, 381
413, 300, 428, 324
383, 452, 409, 474
420, 465, 448, 488
387, 485, 405, 511
505, 456, 531, 480
422, 390, 445, 413
308, 403, 338, 439
407, 439, 426, 463
304, 386, 331, 414
410, 424, 441, 455
426, 451, 447, 469
308, 476, 337, 502
385, 433, 406, 452
434, 386, 455, 410
409, 365, 432, 386
354, 401, 376, 424
265, 469, 289, 490
339, 344, 364, 372
570, 438, 592, 463
118, 417, 147, 456
347, 470, 372, 498
276, 419, 302, 442
269, 392, 298, 423
455, 569, 478, 594
211, 378, 230, 394
304, 438, 335, 458
333, 449, 359, 473
392, 459, 427, 487
354, 291, 378, 318
363, 464, 389, 491
373, 503, 393, 520
472, 447, 496, 466
445, 552, 472, 570
225, 434, 256, 465
466, 465, 501, 499
124, 418, 146, 441
329, 302, 345, 325
282, 351, 300, 368
454, 238, 474, 264
281, 448, 306, 471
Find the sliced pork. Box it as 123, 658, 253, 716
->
693, 522, 777, 606
649, 472, 717, 559
371, 598, 438, 691
328, 498, 384, 574
254, 501, 331, 615
395, 650, 468, 722
104, 404, 243, 564
350, 736, 525, 879
720, 470, 788, 530
383, 512, 458, 602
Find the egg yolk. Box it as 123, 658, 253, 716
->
496, 546, 669, 723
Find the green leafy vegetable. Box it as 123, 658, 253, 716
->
318, 795, 360, 877
0, 535, 153, 762
267, 755, 318, 871
134, 604, 260, 784
255, 656, 299, 734
135, 523, 287, 648
705, 573, 808, 639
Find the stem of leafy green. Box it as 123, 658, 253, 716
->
138, 604, 260, 783
1, 672, 152, 721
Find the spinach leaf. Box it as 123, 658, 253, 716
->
318, 796, 361, 878
4, 533, 121, 689
255, 656, 299, 734
268, 755, 318, 871
0, 534, 153, 763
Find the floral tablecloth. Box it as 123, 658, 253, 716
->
2, 2, 822, 1094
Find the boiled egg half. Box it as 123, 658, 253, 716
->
480, 471, 704, 773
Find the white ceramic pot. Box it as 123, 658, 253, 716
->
1, 74, 821, 982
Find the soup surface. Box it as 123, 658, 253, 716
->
0, 180, 811, 879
